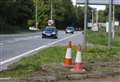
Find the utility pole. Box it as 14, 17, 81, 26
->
92, 10, 94, 27
84, 0, 88, 49
35, 0, 38, 28
50, 0, 53, 20
112, 5, 115, 39
96, 10, 99, 28
108, 0, 113, 48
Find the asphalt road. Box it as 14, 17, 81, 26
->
0, 31, 84, 70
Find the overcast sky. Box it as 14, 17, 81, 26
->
72, 0, 106, 10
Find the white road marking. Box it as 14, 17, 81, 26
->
0, 77, 11, 80
6, 35, 41, 44
0, 43, 4, 46
0, 33, 81, 65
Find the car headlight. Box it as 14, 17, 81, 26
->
42, 31, 46, 34
52, 32, 56, 34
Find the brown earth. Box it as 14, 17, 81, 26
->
57, 76, 120, 82
25, 61, 120, 82
0, 60, 120, 82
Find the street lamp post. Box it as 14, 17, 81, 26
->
108, 0, 113, 48
112, 5, 115, 39
50, 0, 53, 20
96, 10, 99, 28
84, 0, 88, 49
92, 10, 94, 27
35, 0, 38, 29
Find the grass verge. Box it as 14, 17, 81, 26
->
87, 28, 120, 47
0, 46, 120, 77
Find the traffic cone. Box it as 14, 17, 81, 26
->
64, 41, 72, 66
72, 44, 85, 72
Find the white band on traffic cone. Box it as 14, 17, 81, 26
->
65, 48, 72, 59
75, 51, 82, 63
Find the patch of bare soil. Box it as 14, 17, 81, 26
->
24, 60, 120, 82
1, 61, 120, 82
57, 76, 120, 82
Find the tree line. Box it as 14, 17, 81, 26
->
0, 0, 120, 33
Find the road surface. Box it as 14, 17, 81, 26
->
0, 31, 84, 70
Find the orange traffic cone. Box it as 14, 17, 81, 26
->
64, 41, 72, 66
72, 44, 85, 72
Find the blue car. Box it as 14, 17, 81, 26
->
42, 26, 58, 39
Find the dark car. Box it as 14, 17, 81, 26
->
65, 26, 75, 34
42, 26, 58, 39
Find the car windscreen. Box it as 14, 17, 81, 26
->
66, 27, 74, 30
45, 28, 55, 32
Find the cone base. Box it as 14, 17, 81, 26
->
63, 64, 74, 68
71, 63, 86, 72
70, 68, 86, 73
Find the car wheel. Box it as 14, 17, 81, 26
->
42, 36, 45, 38
55, 37, 58, 39
54, 36, 57, 39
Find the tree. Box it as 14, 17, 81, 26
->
74, 6, 84, 28
104, 5, 120, 22
0, 0, 18, 33
115, 6, 120, 22
0, 0, 35, 33
9, 0, 35, 27
49, 0, 76, 29
98, 10, 107, 22
33, 0, 49, 29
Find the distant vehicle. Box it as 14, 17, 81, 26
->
42, 26, 58, 39
65, 26, 75, 34
29, 26, 39, 31
75, 28, 81, 31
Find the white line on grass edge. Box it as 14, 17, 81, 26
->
0, 33, 80, 66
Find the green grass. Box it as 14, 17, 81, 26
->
87, 28, 120, 47
0, 46, 120, 77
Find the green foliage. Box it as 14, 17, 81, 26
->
49, 0, 76, 29
87, 28, 120, 47
99, 10, 107, 22
0, 1, 120, 33
33, 0, 49, 29
74, 6, 85, 28
104, 5, 120, 22
115, 6, 120, 22
44, 0, 82, 29
0, 0, 35, 33
27, 19, 34, 26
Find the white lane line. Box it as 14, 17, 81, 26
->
0, 77, 11, 80
0, 33, 80, 65
6, 35, 41, 44
0, 43, 4, 46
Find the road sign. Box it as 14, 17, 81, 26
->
48, 20, 54, 26
76, 0, 120, 5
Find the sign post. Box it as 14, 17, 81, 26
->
35, 0, 38, 29
76, 0, 120, 48
112, 5, 115, 39
83, 0, 88, 48
108, 0, 113, 48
